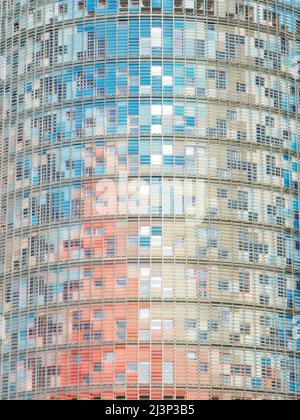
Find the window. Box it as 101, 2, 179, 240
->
116, 277, 127, 286
151, 319, 162, 330
59, 3, 68, 13
104, 352, 114, 362
117, 320, 126, 340
231, 365, 252, 376
208, 321, 219, 332
207, 69, 226, 89
186, 320, 197, 330
221, 375, 230, 385
240, 324, 251, 335
139, 330, 150, 340
151, 28, 162, 48
139, 363, 150, 383
187, 352, 197, 361
217, 188, 228, 198
85, 228, 92, 236
140, 309, 150, 319
277, 235, 286, 257
197, 0, 215, 16
236, 82, 246, 92
220, 353, 231, 363
199, 331, 208, 342
94, 364, 102, 372
255, 76, 265, 86
83, 375, 91, 385
176, 236, 184, 246
78, 1, 85, 10
128, 236, 138, 247
163, 320, 173, 330
255, 39, 264, 48
219, 280, 229, 291
239, 272, 250, 293
199, 363, 208, 372
116, 373, 126, 383
163, 362, 174, 383
95, 279, 103, 287
94, 331, 103, 340
72, 354, 81, 364
151, 277, 161, 288
128, 363, 138, 373
94, 311, 103, 319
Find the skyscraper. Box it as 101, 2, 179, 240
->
0, 0, 300, 400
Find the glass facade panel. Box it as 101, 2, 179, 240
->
0, 0, 300, 400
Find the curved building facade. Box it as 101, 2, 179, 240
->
0, 0, 300, 400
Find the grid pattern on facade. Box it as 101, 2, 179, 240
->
0, 0, 300, 400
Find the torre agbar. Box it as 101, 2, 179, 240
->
0, 0, 300, 402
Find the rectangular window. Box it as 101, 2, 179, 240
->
139, 363, 150, 383
163, 362, 174, 383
